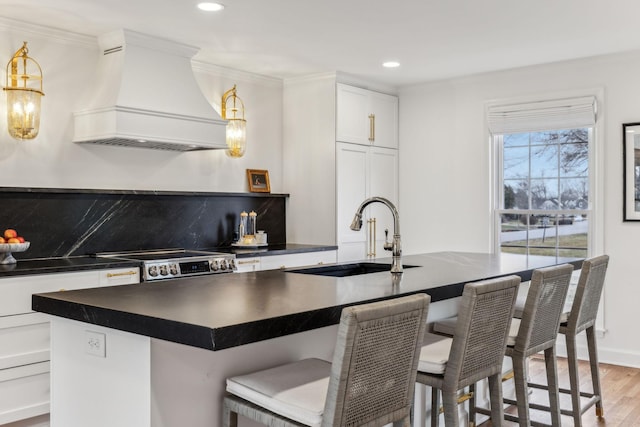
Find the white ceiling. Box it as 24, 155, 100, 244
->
3, 0, 640, 88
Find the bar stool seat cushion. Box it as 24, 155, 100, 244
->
515, 303, 570, 323
514, 281, 577, 322
226, 358, 331, 426
431, 317, 456, 336
432, 317, 521, 346
418, 332, 452, 374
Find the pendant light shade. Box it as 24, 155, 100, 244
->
221, 85, 246, 158
3, 42, 44, 140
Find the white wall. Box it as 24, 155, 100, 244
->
398, 50, 640, 367
0, 20, 283, 194
282, 74, 337, 245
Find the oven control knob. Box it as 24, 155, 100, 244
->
169, 264, 178, 275
229, 259, 236, 271
148, 265, 159, 277
220, 259, 228, 270
211, 260, 219, 271
159, 265, 168, 276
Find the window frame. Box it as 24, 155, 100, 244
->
488, 90, 604, 259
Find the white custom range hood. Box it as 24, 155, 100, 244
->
73, 30, 227, 151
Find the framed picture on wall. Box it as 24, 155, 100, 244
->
623, 122, 640, 221
247, 169, 271, 193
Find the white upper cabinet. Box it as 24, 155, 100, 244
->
336, 84, 399, 149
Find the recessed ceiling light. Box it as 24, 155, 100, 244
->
197, 2, 225, 12
382, 61, 400, 68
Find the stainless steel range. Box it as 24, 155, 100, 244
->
97, 249, 237, 281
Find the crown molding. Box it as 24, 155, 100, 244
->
283, 72, 337, 86
192, 61, 282, 88
0, 16, 96, 49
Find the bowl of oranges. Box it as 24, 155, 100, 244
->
0, 229, 30, 264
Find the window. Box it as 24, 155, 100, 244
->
489, 96, 596, 258
497, 129, 590, 257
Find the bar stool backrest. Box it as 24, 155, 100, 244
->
447, 275, 520, 389
322, 293, 430, 427
516, 264, 574, 354
566, 255, 609, 334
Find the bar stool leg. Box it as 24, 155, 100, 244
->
566, 334, 583, 427
512, 353, 531, 427
222, 398, 238, 427
544, 347, 562, 427
442, 390, 460, 427
431, 387, 441, 427
586, 325, 604, 417
488, 373, 504, 427
468, 383, 477, 427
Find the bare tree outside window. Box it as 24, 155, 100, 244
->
497, 129, 590, 258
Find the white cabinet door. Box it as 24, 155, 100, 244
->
0, 313, 49, 370
336, 84, 370, 145
336, 142, 368, 262
369, 91, 399, 149
336, 84, 398, 149
0, 362, 49, 425
369, 147, 399, 256
336, 143, 399, 262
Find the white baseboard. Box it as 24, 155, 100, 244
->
555, 333, 640, 369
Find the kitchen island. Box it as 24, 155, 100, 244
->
33, 252, 581, 427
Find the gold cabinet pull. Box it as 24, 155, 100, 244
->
372, 217, 376, 257
107, 270, 138, 278
238, 259, 260, 265
367, 218, 377, 257
368, 114, 375, 142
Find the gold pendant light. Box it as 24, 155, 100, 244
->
3, 42, 44, 140
221, 84, 246, 158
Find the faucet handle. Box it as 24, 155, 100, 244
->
383, 228, 393, 251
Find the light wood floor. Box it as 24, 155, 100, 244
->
479, 355, 640, 426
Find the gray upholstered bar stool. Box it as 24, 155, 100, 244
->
471, 263, 574, 427
415, 275, 520, 427
525, 255, 610, 427
223, 293, 430, 427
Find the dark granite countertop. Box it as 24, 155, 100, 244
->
0, 256, 140, 277
0, 244, 335, 277
32, 252, 582, 352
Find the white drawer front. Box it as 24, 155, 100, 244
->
235, 257, 261, 273
0, 362, 50, 424
0, 267, 140, 316
99, 268, 140, 286
0, 313, 50, 370
260, 251, 337, 271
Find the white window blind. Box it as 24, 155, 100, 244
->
487, 96, 597, 134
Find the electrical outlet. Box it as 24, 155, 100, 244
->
85, 330, 106, 357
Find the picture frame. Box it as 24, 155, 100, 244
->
247, 169, 271, 193
623, 122, 640, 221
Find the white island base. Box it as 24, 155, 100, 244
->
49, 297, 507, 427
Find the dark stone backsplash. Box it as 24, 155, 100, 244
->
0, 187, 287, 259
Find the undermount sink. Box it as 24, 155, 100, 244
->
286, 262, 419, 277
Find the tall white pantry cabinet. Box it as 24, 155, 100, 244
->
283, 77, 399, 262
